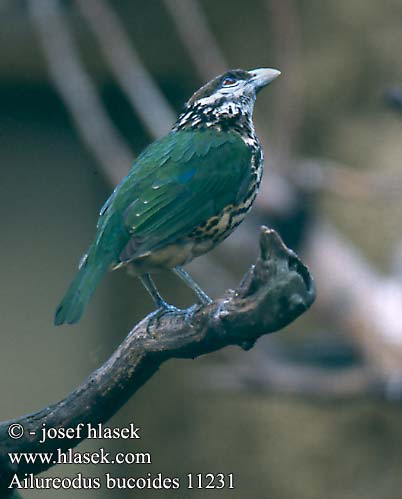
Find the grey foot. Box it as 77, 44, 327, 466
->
146, 304, 196, 334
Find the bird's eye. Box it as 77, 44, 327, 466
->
222, 77, 236, 87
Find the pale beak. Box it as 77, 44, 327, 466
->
249, 68, 281, 92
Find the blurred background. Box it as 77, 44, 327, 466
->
1, 0, 402, 497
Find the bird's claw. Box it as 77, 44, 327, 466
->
146, 304, 197, 335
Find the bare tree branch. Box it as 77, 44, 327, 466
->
199, 351, 383, 399
0, 0, 11, 12
292, 159, 402, 200
265, 0, 303, 170
162, 0, 227, 80
0, 228, 314, 489
305, 221, 402, 397
75, 0, 176, 138
385, 88, 402, 115
28, 0, 133, 186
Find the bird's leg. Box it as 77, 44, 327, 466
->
173, 267, 212, 305
139, 273, 194, 333
139, 273, 174, 310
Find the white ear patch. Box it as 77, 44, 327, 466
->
196, 90, 226, 107
195, 83, 254, 109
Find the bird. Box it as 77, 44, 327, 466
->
54, 67, 281, 326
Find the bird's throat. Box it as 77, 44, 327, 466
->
173, 95, 256, 136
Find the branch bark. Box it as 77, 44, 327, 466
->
0, 228, 314, 489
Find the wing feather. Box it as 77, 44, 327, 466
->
96, 129, 252, 263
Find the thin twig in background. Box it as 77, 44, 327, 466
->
306, 221, 402, 399
0, 0, 10, 12
385, 87, 402, 115
28, 0, 132, 186
162, 0, 227, 80
75, 0, 176, 139
199, 350, 383, 399
265, 0, 303, 170
293, 159, 402, 200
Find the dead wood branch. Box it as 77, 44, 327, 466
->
0, 228, 314, 489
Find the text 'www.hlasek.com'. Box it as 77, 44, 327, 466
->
6, 422, 235, 491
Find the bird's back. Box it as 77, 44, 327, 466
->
95, 128, 258, 270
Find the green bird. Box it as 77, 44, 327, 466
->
55, 67, 280, 325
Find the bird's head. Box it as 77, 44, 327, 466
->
175, 68, 280, 131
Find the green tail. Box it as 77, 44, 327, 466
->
54, 253, 111, 325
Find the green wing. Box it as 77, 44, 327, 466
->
98, 128, 252, 262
